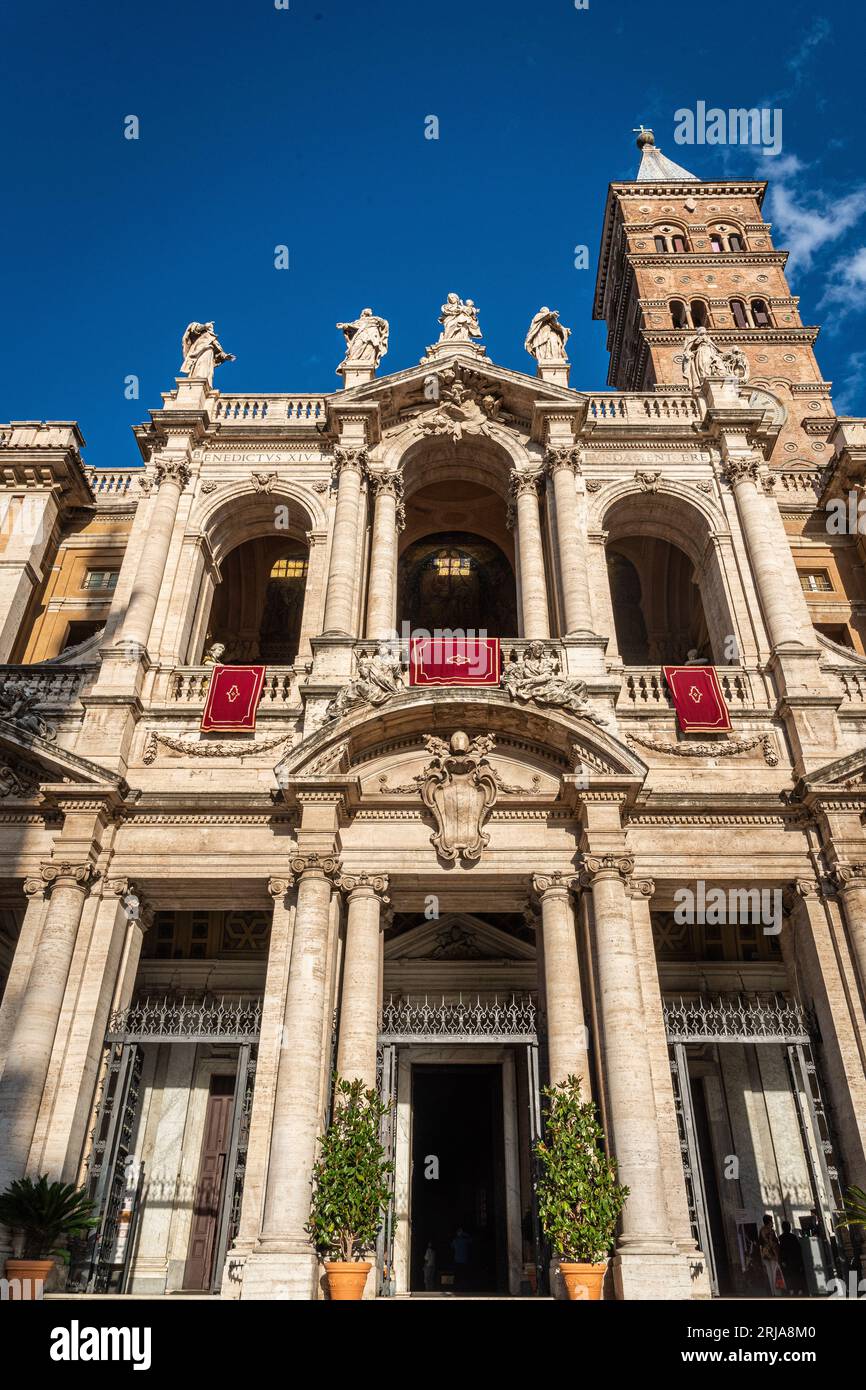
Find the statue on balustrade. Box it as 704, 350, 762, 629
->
438, 293, 482, 343
524, 307, 571, 364
324, 643, 405, 722
502, 642, 603, 722
681, 327, 749, 391
180, 322, 236, 386
336, 307, 390, 372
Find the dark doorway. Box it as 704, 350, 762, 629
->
690, 1072, 733, 1295
410, 1064, 507, 1294
183, 1074, 235, 1290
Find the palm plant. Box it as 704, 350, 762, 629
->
0, 1175, 98, 1262
837, 1185, 866, 1232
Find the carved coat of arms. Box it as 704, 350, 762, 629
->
419, 731, 498, 864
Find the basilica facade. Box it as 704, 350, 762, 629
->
1, 131, 865, 1300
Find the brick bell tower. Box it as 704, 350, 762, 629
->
593, 128, 835, 463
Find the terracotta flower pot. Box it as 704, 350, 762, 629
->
324, 1260, 372, 1301
559, 1261, 607, 1301
4, 1257, 54, 1300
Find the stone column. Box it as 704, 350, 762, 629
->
829, 863, 866, 1003
581, 854, 689, 1299
335, 873, 389, 1090
240, 853, 340, 1300
509, 469, 550, 639
0, 861, 99, 1192
545, 448, 592, 636
532, 872, 588, 1088
119, 456, 190, 653
322, 448, 368, 636
721, 456, 805, 650
365, 475, 403, 642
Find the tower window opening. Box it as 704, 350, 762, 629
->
730, 299, 749, 329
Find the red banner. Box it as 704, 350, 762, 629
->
662, 665, 732, 733
200, 665, 265, 732
409, 637, 500, 686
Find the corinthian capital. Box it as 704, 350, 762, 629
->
580, 853, 635, 885
337, 870, 390, 902
532, 869, 578, 898
289, 851, 343, 883
544, 446, 582, 476
370, 470, 403, 500
509, 468, 543, 500
154, 456, 192, 490
39, 860, 101, 894
720, 454, 760, 486
830, 861, 866, 891
333, 445, 370, 479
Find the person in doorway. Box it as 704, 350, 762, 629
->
778, 1220, 806, 1296
758, 1213, 785, 1296
451, 1226, 472, 1292
423, 1240, 437, 1292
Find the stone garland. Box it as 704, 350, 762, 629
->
626, 730, 778, 766
143, 729, 295, 763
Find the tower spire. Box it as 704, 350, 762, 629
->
632, 126, 698, 182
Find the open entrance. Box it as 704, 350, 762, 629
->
410, 1064, 508, 1294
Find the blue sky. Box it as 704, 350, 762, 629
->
2, 0, 864, 466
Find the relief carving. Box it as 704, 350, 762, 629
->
419, 731, 498, 864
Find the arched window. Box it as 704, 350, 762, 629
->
751, 298, 771, 327
730, 298, 749, 329
710, 233, 724, 253
728, 233, 744, 252
671, 234, 687, 253
654, 235, 668, 253
670, 299, 690, 329
690, 300, 710, 328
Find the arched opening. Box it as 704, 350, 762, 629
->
398, 530, 518, 636
690, 300, 710, 328
670, 299, 690, 329
207, 535, 309, 663
730, 298, 749, 329
606, 536, 711, 663
751, 298, 772, 327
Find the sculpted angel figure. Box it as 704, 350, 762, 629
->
325, 643, 405, 722
439, 293, 482, 343
180, 322, 236, 385
336, 307, 389, 371
502, 642, 598, 719
722, 344, 750, 383
681, 327, 726, 391
525, 307, 571, 364
0, 680, 57, 741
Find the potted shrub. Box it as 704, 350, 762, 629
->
534, 1075, 628, 1301
0, 1174, 97, 1299
307, 1076, 393, 1300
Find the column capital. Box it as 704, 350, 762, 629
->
829, 861, 866, 891
544, 445, 582, 477
336, 870, 390, 904
532, 869, 578, 899
580, 852, 635, 886
154, 456, 192, 490
509, 467, 544, 499
626, 876, 655, 900
37, 860, 101, 895
289, 851, 343, 883
106, 876, 153, 929
369, 469, 403, 499
332, 445, 370, 480
719, 453, 761, 486
268, 874, 293, 901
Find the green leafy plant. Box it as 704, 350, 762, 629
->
837, 1185, 866, 1231
307, 1076, 393, 1264
534, 1075, 629, 1264
0, 1175, 98, 1262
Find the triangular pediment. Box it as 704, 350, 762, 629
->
0, 717, 126, 798
384, 912, 536, 962
798, 744, 866, 795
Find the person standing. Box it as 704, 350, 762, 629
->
759, 1214, 785, 1296
778, 1220, 806, 1297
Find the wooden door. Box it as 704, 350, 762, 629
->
183, 1075, 235, 1290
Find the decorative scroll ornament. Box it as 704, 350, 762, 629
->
289, 851, 342, 881
580, 853, 634, 884
143, 729, 293, 762
532, 869, 578, 897
336, 870, 390, 902
37, 860, 101, 894
829, 861, 866, 891
626, 730, 778, 766
0, 756, 39, 798
419, 731, 498, 864
0, 679, 57, 742
502, 642, 606, 723
324, 643, 405, 723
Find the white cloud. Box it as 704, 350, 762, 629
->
820, 247, 866, 312
762, 165, 866, 275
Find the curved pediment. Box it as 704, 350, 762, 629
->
275, 687, 647, 804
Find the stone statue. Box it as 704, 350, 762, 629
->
722, 344, 750, 383
681, 327, 726, 391
336, 308, 389, 372
325, 643, 405, 722
524, 307, 571, 364
502, 642, 601, 721
180, 322, 236, 385
438, 293, 482, 343
202, 642, 226, 666
0, 680, 57, 741
418, 731, 498, 864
